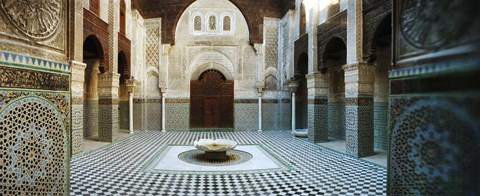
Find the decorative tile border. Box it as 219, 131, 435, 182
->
0, 51, 70, 73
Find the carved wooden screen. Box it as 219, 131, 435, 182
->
190, 70, 234, 129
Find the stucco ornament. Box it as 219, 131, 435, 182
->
0, 0, 62, 39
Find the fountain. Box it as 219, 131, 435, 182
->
194, 139, 237, 161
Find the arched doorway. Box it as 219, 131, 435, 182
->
371, 14, 392, 151
296, 53, 308, 129
118, 51, 129, 130
324, 37, 346, 141
83, 35, 106, 142
190, 70, 234, 129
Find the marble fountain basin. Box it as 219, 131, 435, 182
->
194, 139, 237, 160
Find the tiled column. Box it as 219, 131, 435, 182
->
307, 73, 329, 142
344, 63, 375, 157
71, 61, 86, 155
98, 73, 120, 142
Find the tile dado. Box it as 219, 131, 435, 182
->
0, 91, 70, 195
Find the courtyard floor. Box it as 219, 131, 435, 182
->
70, 131, 387, 195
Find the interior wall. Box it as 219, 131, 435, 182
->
0, 0, 71, 194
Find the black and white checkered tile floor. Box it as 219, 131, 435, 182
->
70, 131, 386, 195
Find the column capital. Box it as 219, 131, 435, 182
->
344, 62, 376, 97
126, 79, 136, 94
287, 78, 299, 93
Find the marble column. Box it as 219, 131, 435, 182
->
97, 73, 120, 142
257, 87, 264, 132
161, 88, 167, 132
126, 79, 136, 134
288, 79, 299, 133
307, 73, 329, 142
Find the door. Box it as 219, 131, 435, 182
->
190, 70, 233, 129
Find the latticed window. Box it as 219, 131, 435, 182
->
209, 15, 216, 30
194, 16, 202, 31
223, 16, 231, 31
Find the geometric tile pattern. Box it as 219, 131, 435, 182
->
264, 18, 278, 69
145, 102, 161, 131
346, 105, 374, 157
165, 103, 189, 131
389, 98, 480, 195
119, 101, 129, 130
328, 103, 345, 139
1, 96, 67, 195
98, 104, 119, 142
71, 131, 386, 195
308, 103, 328, 142
83, 101, 99, 138
262, 103, 290, 131
374, 102, 388, 150
72, 104, 84, 155
234, 104, 258, 131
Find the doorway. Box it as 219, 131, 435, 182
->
190, 70, 234, 129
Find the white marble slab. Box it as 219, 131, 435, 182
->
153, 145, 283, 172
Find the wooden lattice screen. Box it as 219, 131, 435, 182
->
190, 70, 234, 129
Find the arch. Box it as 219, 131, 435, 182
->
83, 34, 107, 73
295, 52, 308, 77
324, 37, 346, 141
189, 50, 235, 80
191, 62, 234, 81
323, 36, 346, 69
368, 13, 392, 63
146, 66, 159, 77
117, 51, 129, 81
264, 67, 279, 80
264, 67, 279, 91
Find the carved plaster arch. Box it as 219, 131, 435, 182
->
190, 51, 235, 80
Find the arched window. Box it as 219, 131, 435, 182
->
209, 15, 216, 30
223, 16, 231, 31
194, 16, 202, 31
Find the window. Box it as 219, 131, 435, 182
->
194, 16, 202, 31
209, 15, 216, 30
223, 16, 231, 31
